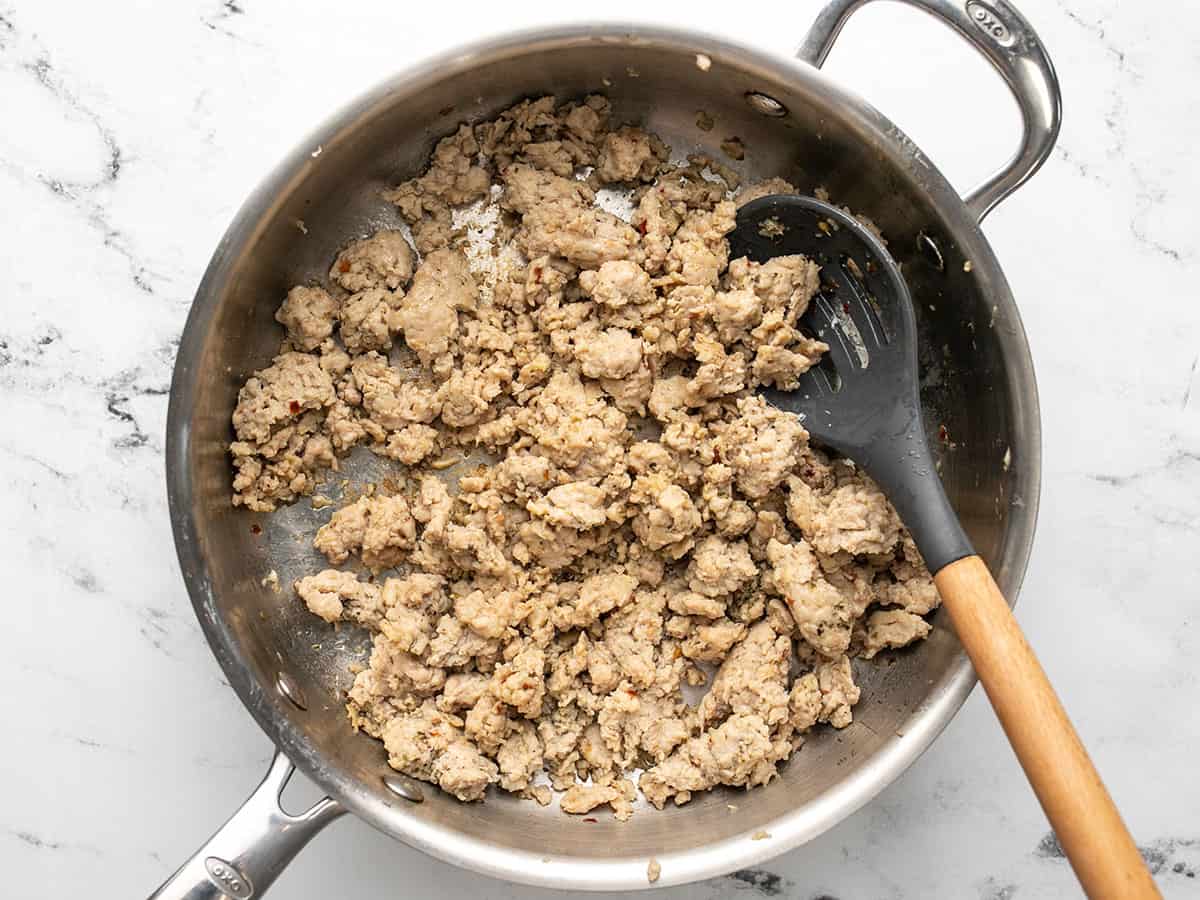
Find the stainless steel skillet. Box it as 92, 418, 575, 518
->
155, 1, 1059, 895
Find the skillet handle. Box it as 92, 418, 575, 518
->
148, 750, 344, 900
796, 0, 1062, 223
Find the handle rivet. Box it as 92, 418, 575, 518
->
745, 92, 787, 117
383, 774, 425, 803
275, 672, 308, 710
917, 231, 945, 272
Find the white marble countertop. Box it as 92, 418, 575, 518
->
3, 1, 1197, 897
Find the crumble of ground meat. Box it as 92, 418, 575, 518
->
231, 95, 941, 817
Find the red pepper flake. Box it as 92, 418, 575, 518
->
937, 424, 949, 444
637, 221, 647, 235
842, 302, 851, 314
582, 817, 598, 824
250, 523, 262, 535
289, 400, 301, 414
337, 259, 351, 273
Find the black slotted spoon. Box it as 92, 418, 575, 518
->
731, 195, 1158, 900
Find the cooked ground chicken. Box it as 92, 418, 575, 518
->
230, 95, 942, 818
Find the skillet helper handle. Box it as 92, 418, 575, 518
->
148, 750, 344, 900
797, 0, 1062, 223
934, 556, 1160, 899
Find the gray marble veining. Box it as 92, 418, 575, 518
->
2, 1, 1197, 898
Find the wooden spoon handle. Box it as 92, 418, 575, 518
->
934, 555, 1160, 899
